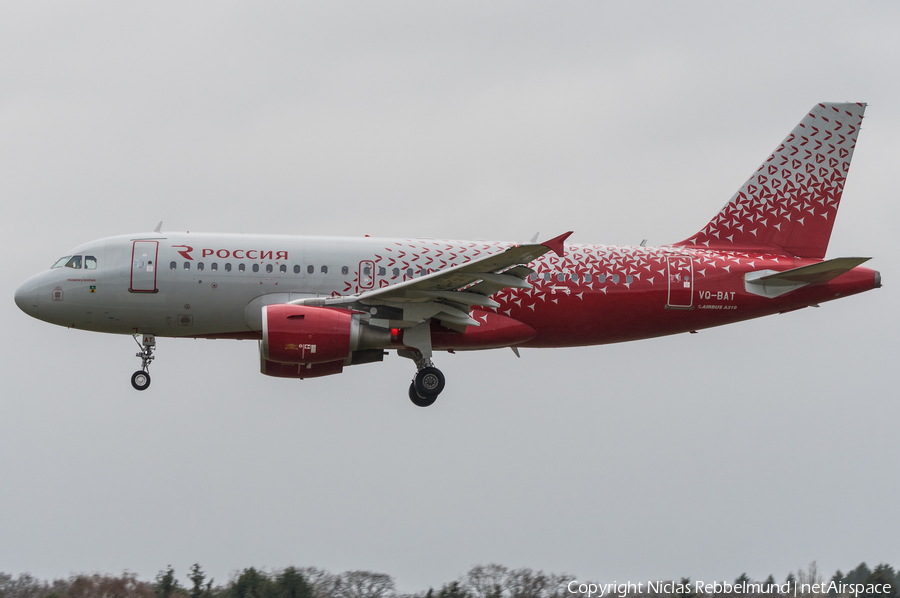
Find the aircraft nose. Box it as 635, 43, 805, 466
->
15, 279, 40, 318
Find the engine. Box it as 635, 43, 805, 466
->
259, 304, 391, 378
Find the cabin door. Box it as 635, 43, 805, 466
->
666, 255, 693, 308
131, 241, 159, 292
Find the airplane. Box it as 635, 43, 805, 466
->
14, 102, 880, 407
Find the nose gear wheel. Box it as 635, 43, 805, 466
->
131, 370, 151, 391
131, 334, 156, 391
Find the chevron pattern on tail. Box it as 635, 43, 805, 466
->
678, 102, 866, 259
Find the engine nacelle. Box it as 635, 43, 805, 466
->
260, 304, 392, 374
262, 304, 353, 364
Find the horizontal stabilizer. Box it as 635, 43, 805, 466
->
755, 257, 870, 285
745, 257, 870, 298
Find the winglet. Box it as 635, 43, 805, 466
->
542, 231, 573, 257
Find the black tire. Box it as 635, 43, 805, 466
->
414, 366, 445, 398
131, 370, 151, 391
408, 382, 437, 407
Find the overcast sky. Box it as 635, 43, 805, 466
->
2, 1, 898, 593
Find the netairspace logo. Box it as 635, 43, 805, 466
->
565, 580, 894, 597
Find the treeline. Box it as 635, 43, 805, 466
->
1, 561, 898, 598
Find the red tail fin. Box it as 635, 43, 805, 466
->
676, 102, 866, 258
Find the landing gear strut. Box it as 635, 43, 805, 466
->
400, 349, 445, 407
131, 334, 155, 391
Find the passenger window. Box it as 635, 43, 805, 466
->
211, 263, 218, 271
543, 273, 551, 282
364, 266, 371, 276
321, 265, 328, 274
252, 264, 259, 273
584, 273, 592, 283
307, 265, 314, 274
572, 274, 579, 283
342, 266, 349, 275
66, 256, 82, 269
239, 264, 246, 272
597, 274, 606, 283
85, 256, 97, 269
51, 256, 71, 269
558, 273, 566, 282
293, 265, 301, 274
197, 262, 204, 271
280, 264, 287, 273
626, 275, 633, 284
392, 268, 400, 277
266, 264, 273, 273
406, 268, 413, 277
225, 263, 232, 272
170, 261, 177, 270
184, 262, 191, 270
528, 273, 537, 281
378, 267, 386, 276
612, 275, 619, 283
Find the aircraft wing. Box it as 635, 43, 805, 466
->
292, 231, 572, 328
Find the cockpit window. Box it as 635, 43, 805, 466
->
51, 256, 72, 269
65, 256, 82, 269
85, 256, 97, 270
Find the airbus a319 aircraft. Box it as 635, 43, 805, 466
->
15, 102, 880, 406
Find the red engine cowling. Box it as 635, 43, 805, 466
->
262, 304, 352, 364
261, 358, 344, 379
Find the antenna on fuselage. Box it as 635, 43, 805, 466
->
530, 232, 540, 243
154, 221, 163, 233
640, 239, 647, 246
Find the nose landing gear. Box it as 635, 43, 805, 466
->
131, 334, 155, 391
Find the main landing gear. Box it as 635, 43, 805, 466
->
400, 350, 445, 407
131, 334, 155, 391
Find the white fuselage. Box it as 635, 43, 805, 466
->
15, 231, 512, 338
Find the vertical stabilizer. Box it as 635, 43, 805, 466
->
676, 102, 866, 258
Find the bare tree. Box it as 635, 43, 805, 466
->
797, 562, 824, 597
464, 565, 507, 598
505, 568, 552, 598
542, 573, 574, 598
67, 572, 158, 598
337, 571, 395, 598
300, 568, 342, 598
0, 573, 60, 598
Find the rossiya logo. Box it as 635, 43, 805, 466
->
172, 245, 194, 260
171, 244, 289, 261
